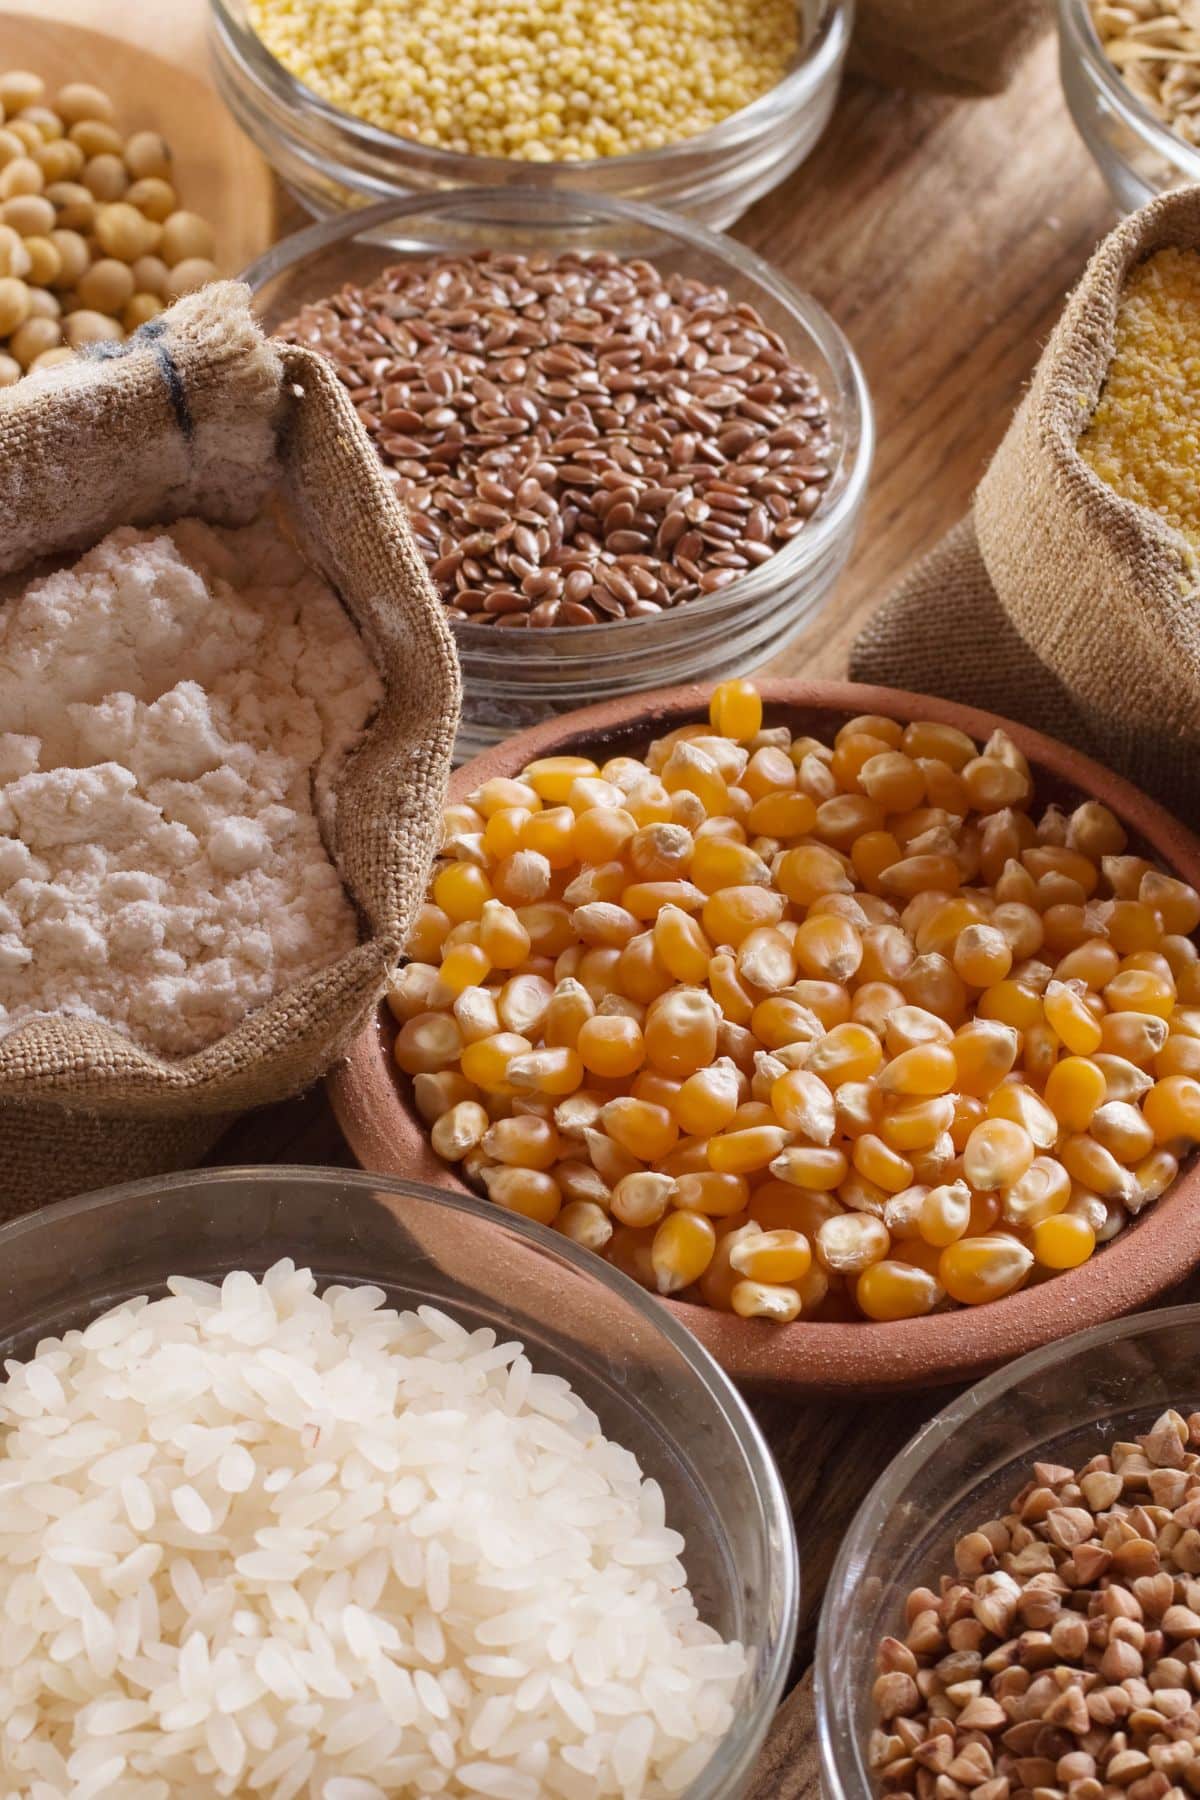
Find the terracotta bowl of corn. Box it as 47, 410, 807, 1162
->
328, 679, 1200, 1392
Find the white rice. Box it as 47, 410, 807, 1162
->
0, 1262, 746, 1798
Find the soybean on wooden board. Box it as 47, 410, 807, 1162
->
0, 3, 276, 278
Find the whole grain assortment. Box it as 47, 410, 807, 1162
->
277, 251, 834, 629
247, 0, 800, 160
872, 1409, 1200, 1800
0, 1261, 745, 1798
1088, 1, 1200, 147
0, 70, 219, 379
391, 678, 1200, 1323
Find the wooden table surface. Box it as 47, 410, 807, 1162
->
191, 23, 1124, 1790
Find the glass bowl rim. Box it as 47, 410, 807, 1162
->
0, 1161, 799, 1747
1058, 0, 1200, 180
814, 1298, 1200, 1800
241, 185, 874, 641
210, 0, 853, 179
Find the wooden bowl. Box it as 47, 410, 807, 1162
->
328, 681, 1200, 1393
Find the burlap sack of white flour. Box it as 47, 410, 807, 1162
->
852, 189, 1200, 824
0, 283, 460, 1213
852, 0, 1052, 95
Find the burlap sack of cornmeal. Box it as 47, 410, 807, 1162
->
852, 0, 1051, 95
0, 283, 460, 1213
853, 189, 1200, 825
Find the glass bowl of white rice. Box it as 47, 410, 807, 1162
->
0, 1164, 796, 1800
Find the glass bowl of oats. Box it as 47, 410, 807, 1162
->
1060, 0, 1200, 211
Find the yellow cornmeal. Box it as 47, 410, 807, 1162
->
1079, 246, 1200, 544
247, 0, 799, 161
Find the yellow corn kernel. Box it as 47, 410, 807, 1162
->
1041, 980, 1102, 1056
516, 902, 575, 957
769, 1068, 836, 1144
625, 823, 691, 885
651, 1210, 717, 1295
848, 831, 902, 894
557, 1200, 615, 1253
601, 1096, 678, 1161
1031, 1213, 1095, 1270
878, 852, 964, 901
1000, 1154, 1071, 1229
1108, 898, 1163, 955
672, 1171, 751, 1217
730, 1279, 802, 1322
496, 973, 554, 1038
728, 1227, 812, 1286
469, 776, 540, 818
857, 749, 924, 814
1054, 938, 1121, 989
742, 745, 797, 801
952, 924, 1013, 988
884, 1006, 954, 1057
962, 1118, 1035, 1190
611, 1171, 675, 1229
789, 915, 861, 985
770, 1145, 849, 1191
938, 1234, 1034, 1305
482, 1114, 561, 1170
1099, 1009, 1170, 1064
542, 978, 594, 1050
570, 801, 635, 862
747, 1185, 838, 1238
432, 861, 493, 922
522, 755, 600, 805
404, 902, 452, 962
429, 1099, 490, 1163
917, 1178, 972, 1248
737, 926, 798, 992
1043, 1055, 1106, 1132
576, 1014, 645, 1078
901, 720, 976, 769
503, 1045, 583, 1098
412, 1070, 477, 1123
707, 1125, 789, 1176
669, 1060, 737, 1138
570, 946, 619, 1003
876, 1041, 956, 1098
481, 806, 531, 860
851, 981, 907, 1037
835, 1083, 882, 1142
1144, 1075, 1200, 1151
709, 678, 764, 741
986, 1083, 1058, 1150
899, 954, 968, 1024
918, 758, 970, 815
387, 962, 449, 1023
848, 925, 909, 987
1092, 1052, 1153, 1105
1060, 1133, 1138, 1202
701, 883, 786, 947
1132, 1146, 1179, 1209
641, 906, 706, 988
773, 844, 853, 908
855, 1260, 944, 1321
909, 1133, 956, 1185
474, 899, 527, 970
516, 804, 572, 869
805, 1022, 883, 1088
659, 741, 730, 817
1141, 869, 1200, 935
816, 1212, 890, 1275
1104, 968, 1176, 1020
990, 901, 1044, 959
394, 1012, 464, 1075
1156, 1034, 1200, 1080
879, 1094, 956, 1152
912, 896, 984, 959
851, 1132, 914, 1196
686, 833, 764, 893
638, 988, 716, 1078
952, 1020, 1020, 1096
747, 790, 817, 838
615, 932, 673, 1005
1089, 1099, 1155, 1164
480, 1165, 562, 1226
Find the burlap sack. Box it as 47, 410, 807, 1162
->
0, 283, 460, 1214
853, 187, 1200, 825
851, 0, 1051, 95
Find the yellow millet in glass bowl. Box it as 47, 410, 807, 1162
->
245, 0, 800, 161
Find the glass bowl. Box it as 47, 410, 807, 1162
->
0, 1163, 798, 1800
208, 0, 853, 230
1058, 0, 1200, 212
243, 189, 873, 761
815, 1303, 1200, 1800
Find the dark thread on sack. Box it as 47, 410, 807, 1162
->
81, 318, 194, 439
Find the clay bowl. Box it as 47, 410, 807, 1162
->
328, 680, 1200, 1393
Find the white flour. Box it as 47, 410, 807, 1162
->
0, 513, 383, 1056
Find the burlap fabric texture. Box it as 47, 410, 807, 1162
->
851, 0, 1051, 95
0, 282, 460, 1214
853, 188, 1200, 825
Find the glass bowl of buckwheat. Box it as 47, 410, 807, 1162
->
244, 188, 872, 759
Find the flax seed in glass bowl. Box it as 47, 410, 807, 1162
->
244, 189, 872, 760
208, 0, 851, 229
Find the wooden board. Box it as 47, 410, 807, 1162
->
0, 1, 276, 276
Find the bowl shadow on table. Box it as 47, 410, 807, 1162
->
328, 680, 1200, 1398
